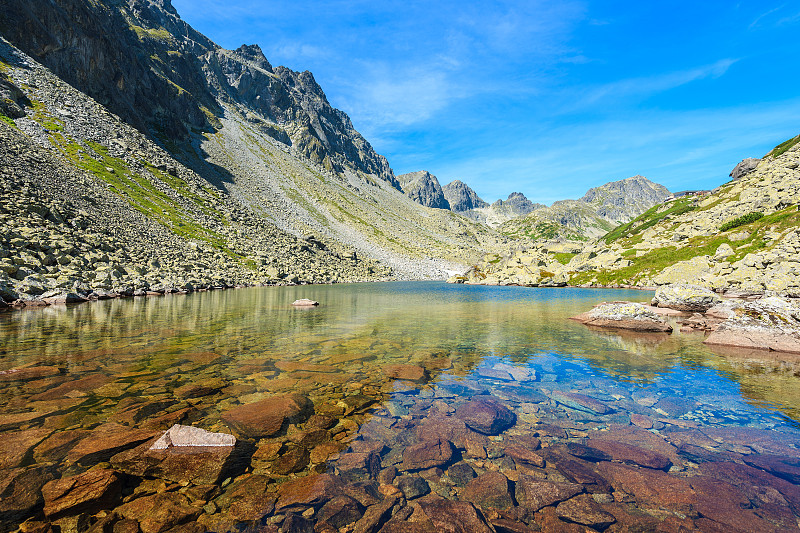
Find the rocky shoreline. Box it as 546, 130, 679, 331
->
570, 284, 800, 354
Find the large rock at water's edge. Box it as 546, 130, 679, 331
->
221, 393, 314, 437
455, 398, 516, 435
705, 296, 800, 353
652, 284, 722, 312
571, 302, 672, 333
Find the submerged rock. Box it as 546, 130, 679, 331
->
41, 468, 123, 518
704, 296, 800, 353
221, 393, 314, 437
571, 302, 673, 333
455, 398, 516, 435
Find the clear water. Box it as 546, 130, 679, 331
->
2, 282, 799, 530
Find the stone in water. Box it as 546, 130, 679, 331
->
292, 299, 319, 307
150, 424, 236, 450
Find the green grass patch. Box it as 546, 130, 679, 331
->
553, 252, 577, 265
720, 212, 764, 232
50, 136, 238, 256
768, 134, 800, 158
572, 205, 800, 286
0, 111, 15, 128
604, 197, 695, 244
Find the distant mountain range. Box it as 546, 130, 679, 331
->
398, 171, 670, 241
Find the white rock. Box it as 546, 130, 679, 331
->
150, 424, 236, 450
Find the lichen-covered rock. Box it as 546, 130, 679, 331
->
571, 302, 672, 333
704, 296, 800, 353
652, 284, 722, 312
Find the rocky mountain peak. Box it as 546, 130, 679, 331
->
490, 192, 543, 217
443, 180, 489, 212
234, 44, 272, 72
398, 171, 450, 210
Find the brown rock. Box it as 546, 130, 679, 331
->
560, 442, 611, 462
0, 465, 57, 530
490, 518, 539, 533
505, 445, 545, 468
353, 493, 400, 533
401, 438, 455, 471
272, 446, 310, 475
335, 452, 381, 481
288, 428, 330, 447
173, 378, 225, 399
691, 476, 787, 533
317, 495, 364, 529
514, 476, 583, 512
630, 413, 653, 429
276, 474, 341, 511
215, 475, 276, 522
417, 499, 494, 533
221, 393, 313, 438
306, 414, 338, 430
0, 428, 51, 469
111, 438, 247, 485
29, 374, 114, 401
42, 468, 123, 518
595, 462, 695, 508
556, 495, 616, 530
33, 430, 91, 463
743, 454, 800, 484
415, 416, 469, 448
455, 398, 516, 435
117, 492, 201, 533
461, 471, 514, 510
66, 424, 159, 466
587, 439, 672, 470
0, 366, 61, 382
383, 364, 428, 382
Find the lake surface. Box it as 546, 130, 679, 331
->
1, 282, 799, 532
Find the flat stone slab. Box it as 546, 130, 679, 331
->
292, 299, 319, 306
150, 424, 236, 449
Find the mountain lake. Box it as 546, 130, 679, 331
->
1, 282, 799, 531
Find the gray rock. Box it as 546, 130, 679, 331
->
730, 158, 761, 181
398, 171, 450, 210
442, 180, 489, 212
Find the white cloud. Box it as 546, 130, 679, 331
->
568, 59, 739, 111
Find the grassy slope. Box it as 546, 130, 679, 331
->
567, 135, 800, 286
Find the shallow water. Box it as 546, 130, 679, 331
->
2, 282, 799, 531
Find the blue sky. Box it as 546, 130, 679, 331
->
172, 0, 800, 204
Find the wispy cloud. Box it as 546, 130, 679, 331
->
341, 68, 452, 132
567, 59, 738, 111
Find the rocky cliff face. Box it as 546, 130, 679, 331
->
500, 176, 670, 241
398, 171, 450, 209
0, 0, 398, 186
